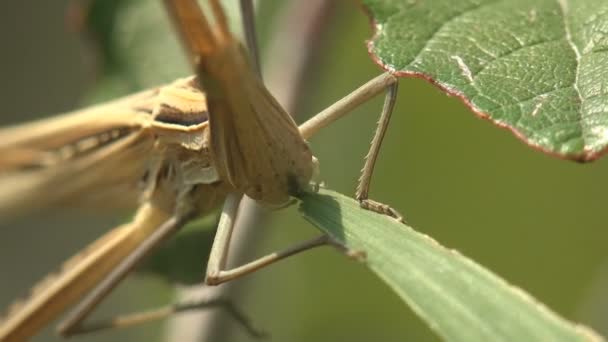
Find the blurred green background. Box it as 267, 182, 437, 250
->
1, 1, 607, 341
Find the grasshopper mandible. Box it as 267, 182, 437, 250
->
0, 0, 401, 340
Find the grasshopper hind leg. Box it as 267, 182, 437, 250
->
355, 81, 405, 223
61, 294, 267, 339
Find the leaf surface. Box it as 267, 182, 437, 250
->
300, 189, 603, 341
364, 0, 608, 160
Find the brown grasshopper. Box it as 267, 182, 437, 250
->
0, 0, 400, 340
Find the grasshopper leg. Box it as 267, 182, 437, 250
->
205, 194, 365, 286
355, 82, 405, 223
298, 74, 404, 223
63, 293, 266, 339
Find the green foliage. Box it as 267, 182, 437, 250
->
364, 0, 608, 160
300, 189, 602, 341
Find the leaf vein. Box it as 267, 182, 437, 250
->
557, 0, 586, 146
471, 38, 562, 80
407, 0, 503, 68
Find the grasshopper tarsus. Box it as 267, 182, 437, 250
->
358, 198, 406, 224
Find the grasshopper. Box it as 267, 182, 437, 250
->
0, 0, 401, 340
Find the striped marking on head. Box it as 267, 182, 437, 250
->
153, 77, 209, 128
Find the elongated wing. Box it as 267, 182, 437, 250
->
0, 89, 160, 219
165, 0, 313, 205
0, 73, 213, 220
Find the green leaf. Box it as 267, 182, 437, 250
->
299, 189, 603, 342
363, 0, 608, 161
